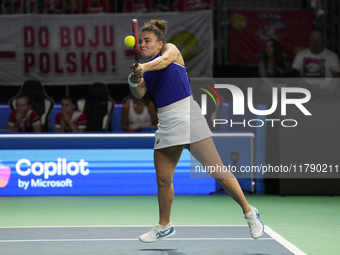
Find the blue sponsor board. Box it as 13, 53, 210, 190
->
1, 148, 214, 196
0, 133, 255, 196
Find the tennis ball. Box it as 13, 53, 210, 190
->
124, 35, 135, 47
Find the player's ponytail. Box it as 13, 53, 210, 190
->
152, 20, 167, 34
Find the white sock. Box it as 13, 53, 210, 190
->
158, 222, 171, 229
245, 207, 254, 218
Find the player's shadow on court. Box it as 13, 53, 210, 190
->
139, 249, 186, 255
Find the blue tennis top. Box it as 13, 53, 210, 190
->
143, 55, 192, 108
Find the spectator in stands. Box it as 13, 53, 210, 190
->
79, 0, 113, 13
123, 0, 155, 12
292, 30, 340, 92
22, 0, 45, 13
55, 95, 88, 132
171, 0, 215, 11
121, 94, 158, 132
258, 38, 290, 93
154, 0, 172, 11
47, 0, 78, 14
1, 0, 22, 14
8, 95, 41, 133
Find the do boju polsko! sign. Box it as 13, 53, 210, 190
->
0, 10, 213, 85
228, 10, 314, 64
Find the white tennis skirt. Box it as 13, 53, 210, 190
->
154, 96, 212, 149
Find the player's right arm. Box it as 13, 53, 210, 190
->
128, 73, 147, 99
133, 44, 182, 78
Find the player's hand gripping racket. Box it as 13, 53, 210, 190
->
132, 19, 140, 68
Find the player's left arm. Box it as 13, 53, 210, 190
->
128, 74, 147, 99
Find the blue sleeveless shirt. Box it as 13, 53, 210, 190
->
143, 55, 192, 108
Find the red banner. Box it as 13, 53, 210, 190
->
0, 11, 213, 85
228, 10, 314, 64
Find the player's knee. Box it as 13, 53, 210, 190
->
156, 176, 172, 188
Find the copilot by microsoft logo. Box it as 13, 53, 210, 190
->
0, 158, 90, 190
200, 84, 312, 128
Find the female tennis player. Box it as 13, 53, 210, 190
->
128, 19, 264, 243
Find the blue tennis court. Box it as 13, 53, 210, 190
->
0, 225, 306, 255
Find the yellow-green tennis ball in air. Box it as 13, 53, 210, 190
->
124, 36, 135, 47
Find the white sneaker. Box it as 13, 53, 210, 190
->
245, 206, 264, 239
139, 223, 176, 243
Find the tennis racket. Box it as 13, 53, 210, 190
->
132, 19, 140, 67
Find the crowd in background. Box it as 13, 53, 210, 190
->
0, 0, 217, 14
1, 0, 339, 133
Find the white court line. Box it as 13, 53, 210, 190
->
265, 225, 307, 255
168, 238, 273, 241
0, 239, 138, 243
0, 225, 249, 229
0, 237, 273, 243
